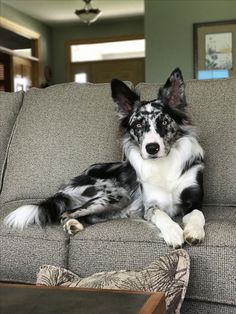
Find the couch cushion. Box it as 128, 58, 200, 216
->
0, 82, 126, 204
135, 78, 236, 206
0, 201, 68, 283
182, 300, 235, 314
67, 205, 236, 307
0, 91, 23, 191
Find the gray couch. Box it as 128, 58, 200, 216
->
0, 78, 235, 313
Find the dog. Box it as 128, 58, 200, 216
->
4, 68, 205, 248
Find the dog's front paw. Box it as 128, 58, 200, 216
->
162, 223, 184, 249
183, 224, 205, 245
63, 219, 84, 235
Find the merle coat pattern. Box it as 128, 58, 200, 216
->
4, 68, 205, 248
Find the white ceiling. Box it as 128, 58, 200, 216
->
2, 0, 144, 26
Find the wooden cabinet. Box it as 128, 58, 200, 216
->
0, 49, 39, 92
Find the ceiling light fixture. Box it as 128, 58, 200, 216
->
75, 0, 101, 25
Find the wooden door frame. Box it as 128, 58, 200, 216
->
65, 34, 144, 83
0, 17, 41, 87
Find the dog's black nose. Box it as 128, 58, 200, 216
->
146, 143, 160, 155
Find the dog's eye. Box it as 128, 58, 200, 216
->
136, 123, 142, 128
162, 121, 167, 126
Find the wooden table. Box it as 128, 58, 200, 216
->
0, 283, 166, 314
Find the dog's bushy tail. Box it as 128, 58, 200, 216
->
4, 193, 72, 230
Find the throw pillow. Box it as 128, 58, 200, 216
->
37, 249, 189, 314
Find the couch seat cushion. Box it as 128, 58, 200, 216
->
67, 205, 236, 306
0, 201, 69, 284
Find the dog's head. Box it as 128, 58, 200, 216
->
111, 68, 189, 160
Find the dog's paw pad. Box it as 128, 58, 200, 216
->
183, 225, 205, 245
184, 236, 201, 245
173, 244, 183, 249
63, 219, 84, 235
168, 241, 184, 249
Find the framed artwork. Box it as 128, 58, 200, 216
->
193, 20, 236, 79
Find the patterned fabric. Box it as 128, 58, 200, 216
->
37, 249, 190, 314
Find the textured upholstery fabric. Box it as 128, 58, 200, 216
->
1, 202, 235, 306
0, 91, 23, 190
182, 300, 236, 314
1, 80, 236, 314
0, 201, 68, 283
0, 83, 126, 204
135, 78, 236, 205
67, 206, 236, 306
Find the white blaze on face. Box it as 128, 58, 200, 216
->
141, 119, 165, 159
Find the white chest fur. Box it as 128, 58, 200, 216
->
126, 136, 204, 217
140, 149, 183, 216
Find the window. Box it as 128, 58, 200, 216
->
198, 69, 229, 80
71, 39, 145, 62
14, 75, 29, 91
13, 48, 32, 57
75, 73, 87, 83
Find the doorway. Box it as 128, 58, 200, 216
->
66, 35, 145, 85
70, 58, 144, 86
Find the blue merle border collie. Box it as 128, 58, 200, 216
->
4, 68, 205, 248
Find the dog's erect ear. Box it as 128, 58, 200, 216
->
158, 68, 186, 109
111, 79, 139, 116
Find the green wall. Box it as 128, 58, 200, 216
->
145, 0, 236, 83
0, 2, 143, 85
2, 0, 236, 85
52, 17, 144, 84
0, 2, 52, 78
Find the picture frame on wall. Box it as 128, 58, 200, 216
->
193, 20, 236, 80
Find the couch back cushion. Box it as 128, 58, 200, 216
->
1, 83, 123, 204
136, 78, 236, 205
0, 91, 23, 190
